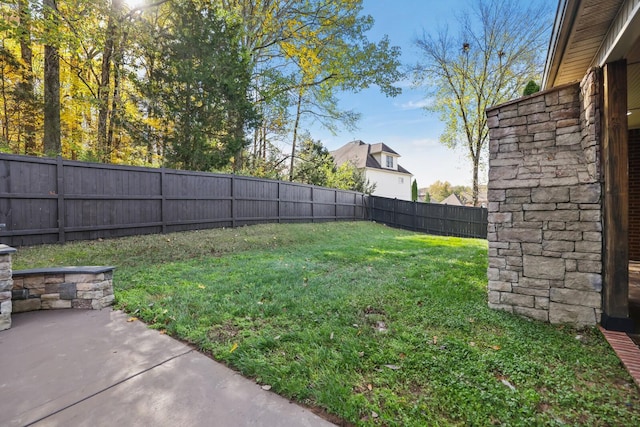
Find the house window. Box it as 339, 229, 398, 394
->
398, 177, 404, 184
386, 156, 394, 168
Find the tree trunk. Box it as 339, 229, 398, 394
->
43, 0, 61, 157
97, 0, 122, 163
18, 0, 36, 155
289, 89, 303, 181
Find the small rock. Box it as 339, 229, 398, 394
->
261, 385, 272, 391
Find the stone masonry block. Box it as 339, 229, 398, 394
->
488, 291, 501, 304
521, 243, 543, 255
76, 282, 100, 291
0, 269, 11, 281
488, 212, 512, 223
488, 189, 506, 202
550, 288, 601, 308
23, 276, 45, 288
42, 299, 72, 310
535, 297, 550, 310
513, 306, 549, 322
543, 231, 582, 241
44, 275, 65, 284
77, 290, 103, 300
501, 292, 534, 308
12, 277, 23, 289
577, 260, 601, 274
0, 313, 10, 331
0, 279, 12, 292
489, 281, 513, 292
41, 293, 60, 300
523, 255, 565, 280
488, 268, 500, 281
488, 303, 514, 313
59, 283, 77, 300
1, 299, 11, 314
72, 299, 93, 309
531, 187, 570, 203
549, 302, 596, 326
45, 283, 60, 294
13, 298, 42, 313
65, 273, 105, 283
524, 210, 579, 222
570, 184, 600, 203
100, 294, 115, 308
542, 241, 574, 252
11, 289, 28, 300
513, 286, 549, 297
518, 277, 551, 290
564, 272, 602, 291
575, 241, 602, 254
498, 229, 542, 243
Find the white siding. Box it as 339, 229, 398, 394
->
365, 168, 412, 200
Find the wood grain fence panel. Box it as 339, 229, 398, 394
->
0, 153, 369, 246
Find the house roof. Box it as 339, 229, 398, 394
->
542, 0, 640, 128
440, 193, 463, 206
331, 140, 412, 175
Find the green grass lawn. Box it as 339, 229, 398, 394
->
13, 222, 640, 426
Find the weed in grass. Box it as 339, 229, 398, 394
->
13, 222, 640, 426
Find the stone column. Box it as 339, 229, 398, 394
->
0, 244, 17, 331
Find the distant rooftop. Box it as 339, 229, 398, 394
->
330, 140, 411, 174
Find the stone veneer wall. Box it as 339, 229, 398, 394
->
486, 68, 603, 326
0, 244, 17, 331
12, 267, 115, 313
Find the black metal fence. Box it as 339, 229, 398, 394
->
0, 153, 366, 246
368, 196, 488, 239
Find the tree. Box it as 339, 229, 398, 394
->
411, 179, 418, 202
43, 0, 61, 156
428, 180, 453, 202
292, 137, 376, 193
413, 0, 552, 205
523, 80, 540, 96
142, 0, 258, 171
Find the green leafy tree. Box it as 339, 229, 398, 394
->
523, 80, 541, 96
411, 179, 418, 202
413, 0, 552, 205
142, 1, 258, 171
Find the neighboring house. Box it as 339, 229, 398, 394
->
486, 0, 640, 330
439, 193, 463, 206
331, 140, 413, 200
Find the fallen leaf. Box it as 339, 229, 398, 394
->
433, 336, 438, 345
230, 342, 239, 353
159, 330, 166, 334
372, 411, 379, 418
384, 364, 401, 370
469, 342, 476, 347
491, 345, 501, 351
367, 384, 373, 391
261, 385, 272, 391
127, 317, 137, 322
358, 351, 365, 357
399, 353, 406, 359
330, 332, 334, 340
197, 284, 205, 289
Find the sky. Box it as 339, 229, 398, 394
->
307, 0, 554, 190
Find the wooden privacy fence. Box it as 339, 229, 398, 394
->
0, 153, 367, 246
368, 196, 488, 239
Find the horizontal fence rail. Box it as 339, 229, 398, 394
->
368, 196, 488, 239
0, 153, 367, 246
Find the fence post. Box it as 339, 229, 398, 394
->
56, 156, 65, 243
160, 168, 167, 234
231, 174, 236, 228
334, 190, 338, 221
413, 201, 417, 231
277, 181, 281, 223
311, 187, 314, 223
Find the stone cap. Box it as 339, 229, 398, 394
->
13, 266, 116, 276
0, 244, 17, 255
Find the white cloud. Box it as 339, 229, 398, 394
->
398, 98, 431, 110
